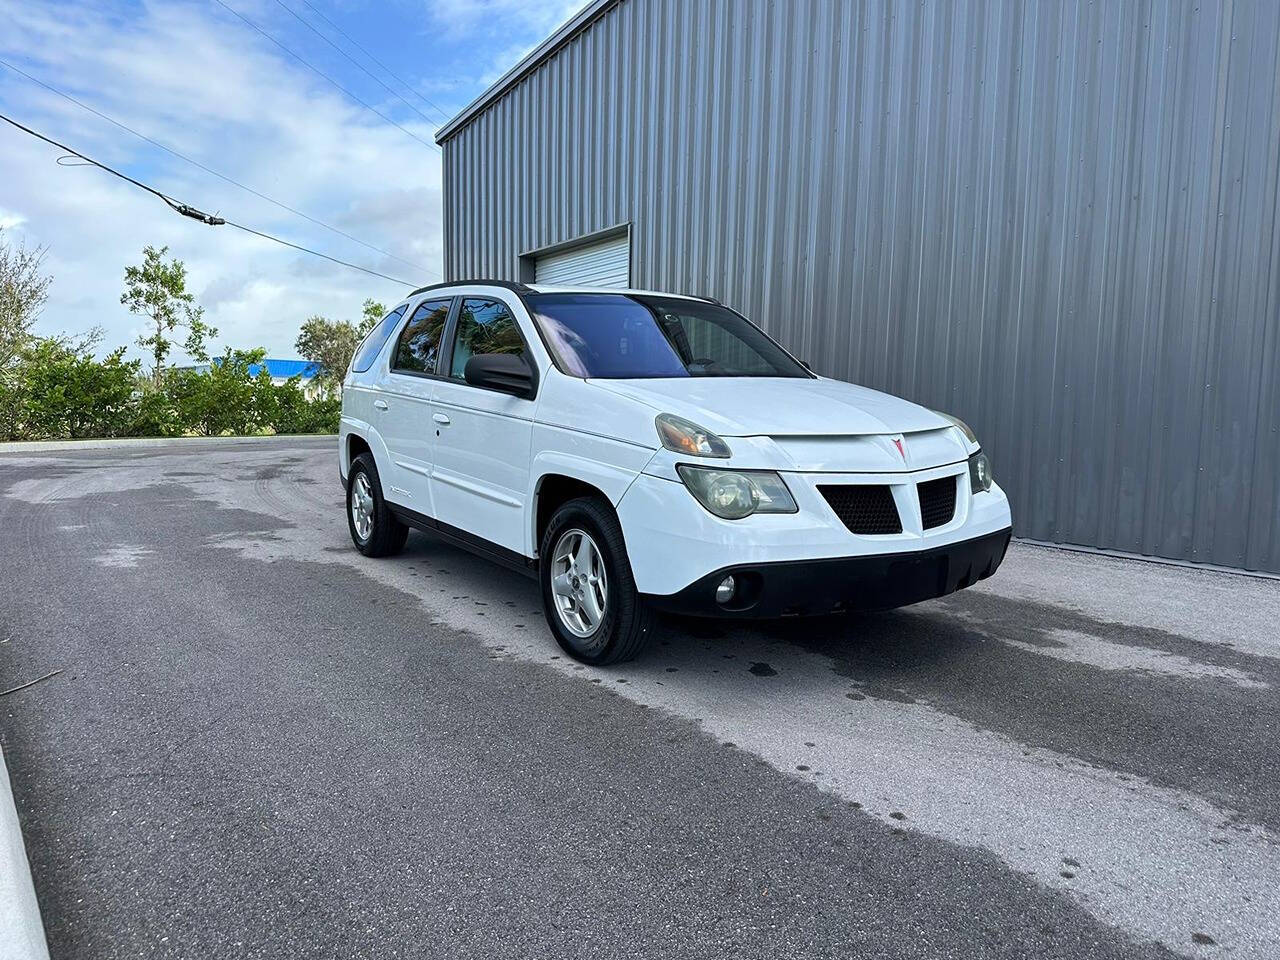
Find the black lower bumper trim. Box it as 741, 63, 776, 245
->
643, 527, 1012, 618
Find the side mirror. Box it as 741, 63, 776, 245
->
463, 353, 536, 399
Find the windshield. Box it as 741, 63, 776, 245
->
527, 293, 811, 379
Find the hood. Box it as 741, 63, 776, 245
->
586, 376, 948, 437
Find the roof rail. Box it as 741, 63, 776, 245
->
408, 278, 535, 298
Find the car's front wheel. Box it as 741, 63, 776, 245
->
539, 496, 654, 664
346, 452, 408, 557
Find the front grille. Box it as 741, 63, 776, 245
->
819, 485, 902, 535
918, 475, 958, 529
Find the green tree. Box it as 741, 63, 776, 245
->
294, 298, 387, 396
294, 315, 360, 393
0, 227, 53, 372
120, 245, 216, 384
360, 298, 385, 333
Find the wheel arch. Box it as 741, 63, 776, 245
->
346, 433, 372, 471
529, 449, 647, 556
340, 419, 391, 481
533, 473, 614, 558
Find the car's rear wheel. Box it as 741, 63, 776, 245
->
539, 496, 654, 664
346, 452, 408, 557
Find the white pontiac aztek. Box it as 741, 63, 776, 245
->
340, 281, 1012, 664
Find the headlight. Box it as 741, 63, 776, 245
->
933, 410, 978, 446
655, 413, 731, 458
676, 465, 797, 519
969, 451, 992, 493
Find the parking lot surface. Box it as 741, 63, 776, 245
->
1, 436, 1277, 959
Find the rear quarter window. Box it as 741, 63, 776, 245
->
350, 305, 407, 373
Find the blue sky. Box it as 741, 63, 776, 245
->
0, 0, 586, 360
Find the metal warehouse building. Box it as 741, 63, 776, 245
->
435, 0, 1280, 575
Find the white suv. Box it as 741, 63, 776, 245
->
340, 281, 1012, 664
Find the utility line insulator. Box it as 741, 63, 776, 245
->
172, 202, 225, 226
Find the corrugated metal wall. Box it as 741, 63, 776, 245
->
440, 0, 1280, 574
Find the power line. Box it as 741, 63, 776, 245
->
0, 55, 435, 278
294, 0, 455, 125
0, 112, 419, 287
209, 0, 440, 153
272, 0, 450, 128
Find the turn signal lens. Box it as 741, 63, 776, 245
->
676, 466, 798, 520
969, 451, 992, 493
655, 414, 731, 458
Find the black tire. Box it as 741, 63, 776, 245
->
539, 496, 655, 665
346, 453, 408, 557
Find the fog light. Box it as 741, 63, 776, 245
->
715, 575, 736, 604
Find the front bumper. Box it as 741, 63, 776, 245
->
643, 526, 1012, 618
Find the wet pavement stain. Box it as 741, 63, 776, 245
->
771, 599, 1280, 833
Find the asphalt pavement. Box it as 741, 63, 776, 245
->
1, 436, 1276, 959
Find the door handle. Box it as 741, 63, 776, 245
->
432, 412, 451, 425
373, 399, 389, 411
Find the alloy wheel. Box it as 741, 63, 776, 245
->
550, 528, 608, 638
351, 472, 374, 541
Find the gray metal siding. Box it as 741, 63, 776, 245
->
440, 0, 1280, 573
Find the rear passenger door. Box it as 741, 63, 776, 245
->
378, 297, 453, 513
429, 297, 536, 555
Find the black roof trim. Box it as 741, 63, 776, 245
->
409, 279, 535, 298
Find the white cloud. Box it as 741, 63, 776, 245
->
0, 0, 583, 362
423, 0, 590, 87
427, 0, 587, 38
0, 0, 444, 361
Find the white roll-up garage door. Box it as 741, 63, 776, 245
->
534, 233, 630, 287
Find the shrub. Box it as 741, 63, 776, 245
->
167, 348, 268, 436
0, 339, 342, 442
6, 340, 140, 440
268, 376, 339, 434
127, 386, 181, 438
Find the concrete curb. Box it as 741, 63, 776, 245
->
0, 745, 49, 960
0, 434, 337, 454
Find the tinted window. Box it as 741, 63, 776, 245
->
449, 299, 527, 380
393, 298, 451, 374
350, 305, 405, 373
527, 294, 809, 379
659, 301, 781, 376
